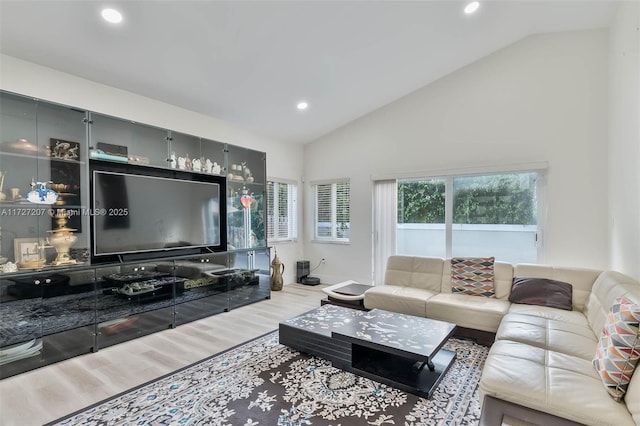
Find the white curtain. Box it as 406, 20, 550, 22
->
373, 179, 397, 285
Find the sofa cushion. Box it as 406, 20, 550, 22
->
509, 277, 573, 310
496, 313, 596, 360
479, 340, 636, 426
585, 271, 640, 347
384, 256, 444, 292
628, 371, 640, 425
593, 296, 640, 402
450, 257, 495, 297
582, 271, 640, 423
364, 285, 435, 317
507, 303, 588, 325
514, 264, 601, 312
426, 293, 510, 333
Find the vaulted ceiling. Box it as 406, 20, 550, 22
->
0, 1, 615, 143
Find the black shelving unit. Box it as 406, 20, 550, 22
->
0, 90, 270, 379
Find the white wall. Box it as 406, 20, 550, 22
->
608, 2, 640, 280
0, 55, 305, 284
304, 30, 610, 284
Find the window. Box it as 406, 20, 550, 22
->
395, 170, 544, 263
314, 180, 350, 242
266, 180, 297, 242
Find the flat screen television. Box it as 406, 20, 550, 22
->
90, 160, 226, 263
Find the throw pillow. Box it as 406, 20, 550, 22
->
450, 257, 495, 297
593, 296, 640, 402
508, 277, 573, 310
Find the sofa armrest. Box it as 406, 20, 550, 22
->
480, 396, 586, 426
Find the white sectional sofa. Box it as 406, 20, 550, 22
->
363, 255, 640, 426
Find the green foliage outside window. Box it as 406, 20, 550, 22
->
398, 173, 537, 225
336, 181, 350, 238
398, 180, 445, 224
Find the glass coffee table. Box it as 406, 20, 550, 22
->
279, 304, 457, 398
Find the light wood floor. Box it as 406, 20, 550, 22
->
0, 283, 326, 426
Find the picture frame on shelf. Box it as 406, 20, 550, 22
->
49, 138, 80, 161
13, 238, 46, 268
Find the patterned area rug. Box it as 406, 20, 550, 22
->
49, 332, 488, 426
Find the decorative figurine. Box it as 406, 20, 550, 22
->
204, 158, 213, 173
170, 152, 177, 168
212, 162, 221, 174
26, 180, 58, 204
192, 157, 201, 172
178, 156, 186, 170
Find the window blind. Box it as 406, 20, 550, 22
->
267, 180, 297, 241
314, 180, 350, 242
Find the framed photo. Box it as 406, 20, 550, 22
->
14, 238, 45, 265
49, 138, 80, 161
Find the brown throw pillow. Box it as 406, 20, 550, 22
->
509, 277, 573, 310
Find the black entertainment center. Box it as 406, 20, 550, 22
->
0, 90, 271, 379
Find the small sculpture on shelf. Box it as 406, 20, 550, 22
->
177, 156, 186, 170
212, 162, 221, 175
26, 180, 58, 205
192, 157, 201, 172
242, 161, 254, 183
228, 161, 254, 182
169, 152, 177, 168
204, 158, 213, 173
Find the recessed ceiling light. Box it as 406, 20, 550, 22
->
464, 1, 480, 14
297, 101, 308, 111
101, 8, 123, 24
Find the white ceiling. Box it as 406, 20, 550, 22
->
0, 1, 615, 143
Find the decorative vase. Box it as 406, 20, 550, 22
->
47, 209, 78, 265
48, 231, 78, 265
271, 252, 284, 291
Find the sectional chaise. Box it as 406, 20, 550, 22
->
364, 255, 640, 426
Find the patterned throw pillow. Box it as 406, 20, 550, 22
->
450, 257, 495, 297
593, 297, 640, 402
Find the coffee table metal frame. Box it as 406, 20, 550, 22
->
279, 305, 457, 398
